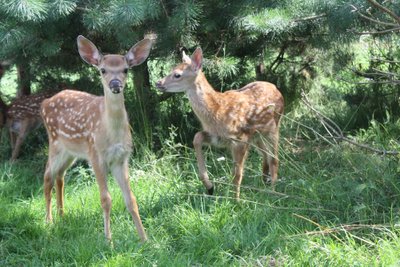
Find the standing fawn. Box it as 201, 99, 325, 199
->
156, 48, 284, 199
41, 36, 152, 242
0, 91, 53, 161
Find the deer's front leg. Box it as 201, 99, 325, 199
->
44, 161, 54, 223
231, 142, 249, 200
268, 128, 280, 190
90, 153, 112, 241
193, 131, 214, 195
111, 160, 147, 242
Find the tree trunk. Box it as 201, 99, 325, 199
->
132, 62, 159, 147
133, 63, 155, 118
17, 63, 31, 96
0, 63, 8, 127
255, 62, 265, 80
0, 63, 4, 79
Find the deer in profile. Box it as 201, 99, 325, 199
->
41, 36, 152, 242
156, 48, 284, 199
0, 91, 53, 161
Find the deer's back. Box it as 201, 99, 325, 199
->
8, 91, 54, 120
230, 81, 284, 113
201, 81, 284, 140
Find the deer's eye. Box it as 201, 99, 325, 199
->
123, 68, 128, 74
174, 73, 181, 79
100, 68, 106, 74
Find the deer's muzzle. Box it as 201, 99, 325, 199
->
155, 80, 166, 91
109, 79, 122, 94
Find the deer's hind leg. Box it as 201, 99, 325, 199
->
231, 142, 249, 200
9, 121, 29, 161
258, 129, 280, 190
44, 146, 74, 222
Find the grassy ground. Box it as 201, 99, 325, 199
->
1, 120, 400, 266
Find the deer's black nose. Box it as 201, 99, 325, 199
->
156, 80, 165, 90
109, 79, 122, 89
109, 79, 122, 94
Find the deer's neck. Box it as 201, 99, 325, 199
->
103, 93, 128, 132
187, 71, 221, 127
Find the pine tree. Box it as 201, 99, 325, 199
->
0, 0, 398, 141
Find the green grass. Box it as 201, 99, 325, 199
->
1, 125, 400, 266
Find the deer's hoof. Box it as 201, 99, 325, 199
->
207, 186, 214, 195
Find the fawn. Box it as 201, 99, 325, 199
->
156, 48, 284, 199
0, 91, 53, 161
41, 35, 152, 242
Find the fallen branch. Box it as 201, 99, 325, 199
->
291, 213, 393, 246
183, 193, 337, 213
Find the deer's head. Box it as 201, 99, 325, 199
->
77, 35, 152, 95
156, 48, 203, 93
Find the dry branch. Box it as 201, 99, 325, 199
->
301, 90, 399, 156
366, 0, 400, 24
291, 213, 393, 245
351, 1, 400, 35
351, 4, 398, 27
352, 27, 400, 35
293, 13, 327, 23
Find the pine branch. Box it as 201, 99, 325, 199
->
49, 0, 77, 17
1, 0, 48, 21
108, 0, 146, 27
366, 0, 400, 25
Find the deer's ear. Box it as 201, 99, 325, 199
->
190, 47, 203, 72
126, 39, 152, 67
182, 51, 191, 64
77, 35, 102, 66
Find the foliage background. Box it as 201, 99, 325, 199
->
1, 0, 400, 265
